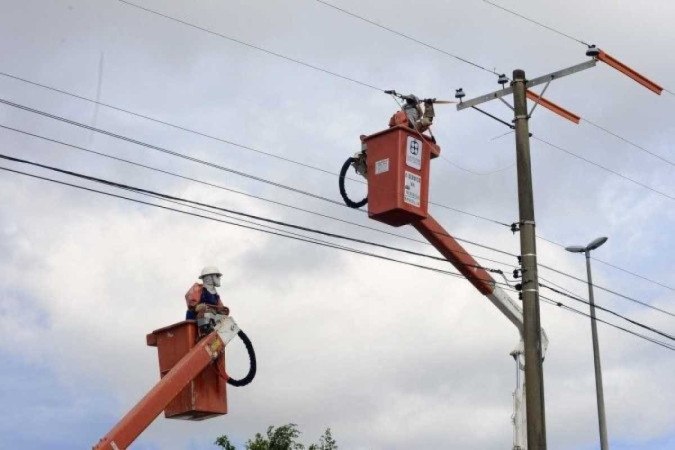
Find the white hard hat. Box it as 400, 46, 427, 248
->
199, 266, 222, 279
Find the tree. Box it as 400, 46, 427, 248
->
308, 428, 337, 450
215, 424, 337, 450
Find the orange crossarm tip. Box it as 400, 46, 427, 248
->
597, 50, 663, 95
525, 90, 581, 124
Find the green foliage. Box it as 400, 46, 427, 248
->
215, 424, 337, 450
214, 435, 236, 450
308, 428, 337, 450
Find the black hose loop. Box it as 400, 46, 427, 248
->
339, 157, 367, 208
227, 330, 257, 387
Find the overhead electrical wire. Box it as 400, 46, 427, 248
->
1, 94, 668, 315
113, 2, 675, 205
582, 119, 674, 167
540, 282, 675, 341
479, 0, 590, 46
0, 97, 521, 257
117, 0, 382, 92
2, 96, 668, 314
539, 294, 675, 352
310, 0, 673, 167
534, 233, 674, 292
4, 148, 672, 323
537, 261, 675, 318
312, 0, 499, 76
0, 152, 512, 280
478, 0, 675, 99
0, 166, 475, 281
532, 135, 674, 201
2, 73, 669, 292
0, 67, 669, 288
1, 162, 672, 351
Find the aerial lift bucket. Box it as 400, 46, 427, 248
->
361, 124, 440, 227
146, 321, 227, 419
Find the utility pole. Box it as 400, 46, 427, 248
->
512, 69, 547, 449
454, 48, 659, 448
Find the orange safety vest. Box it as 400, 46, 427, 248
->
185, 283, 203, 309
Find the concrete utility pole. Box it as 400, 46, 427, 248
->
512, 69, 547, 449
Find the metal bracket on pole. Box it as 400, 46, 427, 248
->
528, 79, 551, 117
499, 97, 514, 111
456, 59, 597, 111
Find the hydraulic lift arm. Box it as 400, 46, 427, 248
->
93, 316, 240, 450
413, 215, 524, 333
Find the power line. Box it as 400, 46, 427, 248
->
0, 165, 479, 282
0, 152, 514, 283
308, 1, 675, 174
3, 95, 668, 314
480, 0, 589, 46
312, 0, 499, 76
117, 0, 382, 91
2, 74, 670, 301
535, 232, 674, 292
0, 97, 523, 257
540, 282, 675, 342
0, 70, 344, 179
0, 69, 518, 228
582, 119, 675, 167
539, 294, 675, 352
3, 97, 667, 313
116, 1, 673, 190
0, 123, 521, 271
3, 161, 671, 352
537, 261, 675, 319
479, 0, 675, 97
2, 67, 669, 291
532, 135, 674, 201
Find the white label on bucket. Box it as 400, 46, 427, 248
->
406, 136, 422, 170
404, 171, 421, 207
375, 158, 390, 175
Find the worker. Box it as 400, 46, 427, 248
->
401, 94, 435, 133
184, 266, 230, 320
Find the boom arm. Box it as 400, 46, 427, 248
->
412, 215, 524, 333
93, 316, 239, 450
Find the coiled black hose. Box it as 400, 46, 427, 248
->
338, 157, 367, 208
226, 330, 256, 387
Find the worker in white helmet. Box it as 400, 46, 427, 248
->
184, 266, 229, 320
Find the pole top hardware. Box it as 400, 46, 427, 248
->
455, 88, 465, 100
498, 74, 509, 86
586, 45, 600, 58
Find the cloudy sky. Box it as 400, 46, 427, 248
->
0, 0, 673, 449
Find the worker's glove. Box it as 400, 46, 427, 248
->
217, 306, 230, 316
423, 98, 436, 104
195, 303, 207, 313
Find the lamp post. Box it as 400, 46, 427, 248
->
566, 237, 609, 450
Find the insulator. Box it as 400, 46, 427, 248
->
498, 74, 509, 85
455, 88, 465, 99
586, 45, 600, 57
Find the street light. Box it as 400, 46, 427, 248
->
566, 236, 609, 450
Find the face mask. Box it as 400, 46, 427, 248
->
203, 275, 219, 294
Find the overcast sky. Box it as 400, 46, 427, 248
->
0, 1, 673, 449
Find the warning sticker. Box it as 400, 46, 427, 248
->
406, 136, 422, 170
403, 171, 422, 207
375, 158, 390, 175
